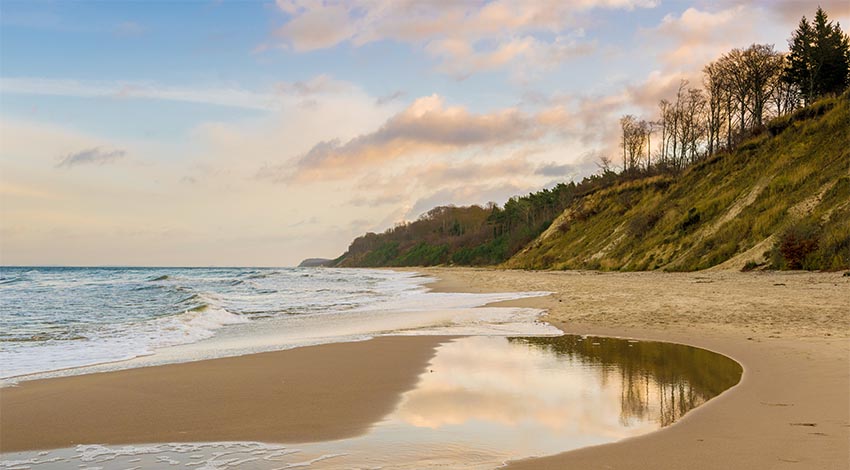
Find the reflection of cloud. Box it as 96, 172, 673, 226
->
56, 147, 126, 168
395, 337, 645, 437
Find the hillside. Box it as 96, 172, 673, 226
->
507, 94, 850, 271
335, 183, 580, 267
334, 94, 850, 272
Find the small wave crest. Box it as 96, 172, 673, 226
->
0, 276, 23, 285
159, 306, 250, 343
147, 275, 169, 282
245, 271, 279, 279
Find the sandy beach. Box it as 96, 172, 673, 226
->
0, 336, 448, 452
421, 268, 850, 469
1, 268, 848, 469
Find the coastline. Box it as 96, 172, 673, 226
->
419, 268, 850, 469
1, 267, 847, 469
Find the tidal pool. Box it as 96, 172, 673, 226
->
0, 335, 742, 470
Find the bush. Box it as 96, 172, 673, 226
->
679, 207, 701, 233
773, 221, 821, 269
628, 210, 662, 237
741, 260, 761, 272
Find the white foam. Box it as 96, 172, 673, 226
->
2, 270, 558, 384
0, 306, 250, 380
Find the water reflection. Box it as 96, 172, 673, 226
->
513, 335, 743, 428
0, 335, 741, 469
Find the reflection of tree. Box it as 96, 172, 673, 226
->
512, 336, 742, 427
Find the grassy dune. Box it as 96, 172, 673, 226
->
506, 95, 850, 271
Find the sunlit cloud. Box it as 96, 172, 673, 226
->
269, 94, 572, 182
268, 0, 654, 76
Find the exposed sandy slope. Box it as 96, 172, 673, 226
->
421, 268, 850, 470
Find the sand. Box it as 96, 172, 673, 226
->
419, 268, 850, 470
2, 268, 848, 469
0, 335, 449, 453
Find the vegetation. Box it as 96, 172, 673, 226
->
336, 183, 579, 267
783, 7, 850, 104
507, 93, 850, 271
333, 7, 850, 272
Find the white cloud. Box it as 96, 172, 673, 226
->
268, 0, 654, 75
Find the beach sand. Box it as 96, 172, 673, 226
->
2, 268, 848, 469
420, 268, 850, 470
0, 335, 448, 453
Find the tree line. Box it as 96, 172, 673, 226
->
619, 7, 849, 174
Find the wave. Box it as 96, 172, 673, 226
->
244, 271, 280, 280
132, 284, 167, 291
0, 276, 23, 285
1, 333, 86, 343
160, 306, 250, 343
147, 275, 169, 282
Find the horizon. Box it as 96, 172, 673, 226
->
2, 0, 848, 266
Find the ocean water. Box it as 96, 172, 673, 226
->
0, 267, 557, 381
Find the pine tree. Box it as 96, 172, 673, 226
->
783, 7, 850, 103
813, 8, 850, 96
784, 16, 816, 103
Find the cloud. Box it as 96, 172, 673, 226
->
536, 162, 577, 177
269, 0, 653, 75
273, 74, 352, 96
274, 4, 355, 51
267, 94, 568, 182
376, 90, 406, 106
724, 0, 850, 23
56, 147, 127, 168
0, 77, 282, 111
647, 6, 752, 70
404, 181, 541, 220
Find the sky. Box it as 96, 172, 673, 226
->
1, 0, 848, 267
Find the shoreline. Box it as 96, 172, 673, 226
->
2, 268, 847, 469
419, 268, 849, 469
0, 335, 451, 453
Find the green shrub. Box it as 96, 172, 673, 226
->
679, 207, 701, 233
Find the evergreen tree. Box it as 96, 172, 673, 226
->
784, 16, 816, 103
783, 7, 850, 103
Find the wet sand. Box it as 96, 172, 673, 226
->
0, 336, 449, 453
419, 268, 850, 470
2, 268, 847, 469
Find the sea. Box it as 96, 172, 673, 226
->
0, 266, 557, 382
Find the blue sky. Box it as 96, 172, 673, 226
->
1, 0, 847, 266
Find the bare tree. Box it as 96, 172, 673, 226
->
703, 60, 728, 156
741, 44, 784, 127
620, 115, 650, 173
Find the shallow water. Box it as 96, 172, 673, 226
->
0, 267, 556, 382
0, 335, 742, 469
